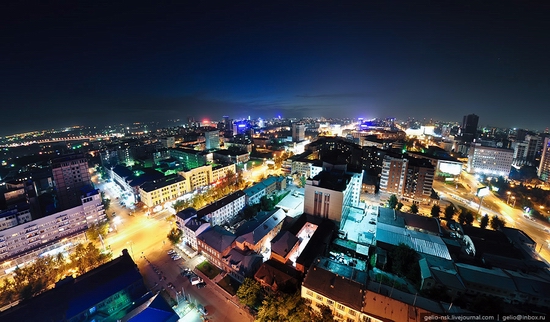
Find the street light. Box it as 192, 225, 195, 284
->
511, 196, 516, 208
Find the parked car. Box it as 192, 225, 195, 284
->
172, 256, 182, 261
168, 249, 175, 255
190, 276, 203, 285
196, 282, 206, 289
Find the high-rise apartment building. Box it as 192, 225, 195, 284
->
538, 137, 550, 183
460, 114, 479, 142
292, 123, 305, 142
379, 155, 435, 202
51, 154, 93, 209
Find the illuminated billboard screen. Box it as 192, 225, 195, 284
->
477, 187, 490, 197
439, 161, 461, 175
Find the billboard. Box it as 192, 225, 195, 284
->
438, 160, 462, 175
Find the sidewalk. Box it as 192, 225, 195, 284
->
194, 267, 254, 321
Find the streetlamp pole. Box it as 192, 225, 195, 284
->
477, 196, 484, 215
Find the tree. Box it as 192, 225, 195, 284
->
465, 211, 475, 226
480, 214, 489, 229
409, 203, 419, 214
299, 176, 307, 188
316, 304, 335, 322
490, 215, 506, 230
236, 278, 261, 307
396, 202, 404, 211
389, 243, 420, 284
86, 222, 109, 242
101, 192, 111, 211
444, 205, 455, 221
430, 205, 441, 218
388, 194, 398, 209
255, 292, 317, 322
457, 210, 466, 225
167, 228, 183, 245
172, 200, 188, 213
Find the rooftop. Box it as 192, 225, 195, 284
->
303, 259, 365, 311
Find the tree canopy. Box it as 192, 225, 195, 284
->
388, 195, 398, 209
444, 205, 455, 221
430, 205, 441, 218
480, 214, 489, 229
236, 278, 262, 308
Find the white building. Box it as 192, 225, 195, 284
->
467, 143, 514, 178
304, 163, 363, 227
0, 190, 105, 276
196, 190, 246, 226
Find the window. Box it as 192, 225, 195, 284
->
337, 303, 345, 311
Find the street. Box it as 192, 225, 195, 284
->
97, 178, 253, 322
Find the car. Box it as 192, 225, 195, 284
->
196, 282, 206, 289
167, 282, 175, 290
190, 276, 203, 285
172, 256, 182, 261
168, 249, 175, 255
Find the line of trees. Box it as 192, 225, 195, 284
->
0, 243, 111, 307
236, 277, 333, 322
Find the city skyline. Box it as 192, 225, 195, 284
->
1, 2, 549, 136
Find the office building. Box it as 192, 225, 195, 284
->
466, 143, 514, 178
204, 130, 220, 150
460, 114, 479, 142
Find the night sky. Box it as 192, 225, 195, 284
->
1, 1, 549, 136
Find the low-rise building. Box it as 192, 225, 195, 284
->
234, 209, 285, 253
139, 174, 189, 208
302, 258, 366, 322
175, 208, 210, 250
243, 176, 286, 205
197, 226, 236, 269
197, 190, 246, 226
221, 248, 263, 283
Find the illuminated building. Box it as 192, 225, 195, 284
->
292, 122, 305, 142
0, 189, 105, 278
538, 137, 550, 183
466, 143, 513, 178
138, 174, 190, 208
379, 155, 435, 202
303, 163, 363, 228
204, 130, 220, 150
196, 190, 246, 226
